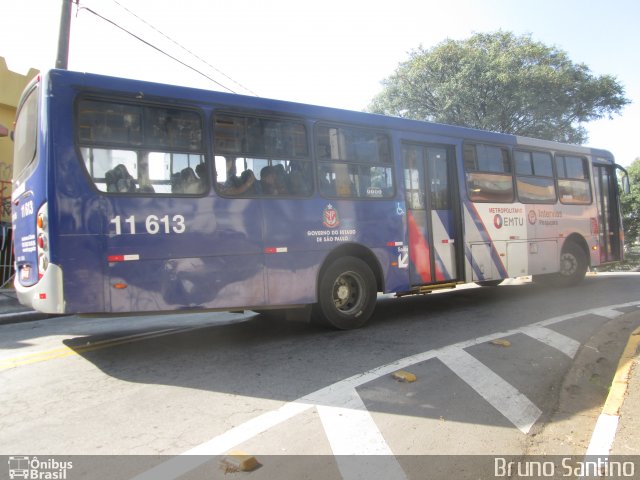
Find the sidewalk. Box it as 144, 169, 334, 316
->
608, 321, 640, 456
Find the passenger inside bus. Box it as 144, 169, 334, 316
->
105, 164, 137, 193
172, 167, 202, 194
287, 162, 312, 196
260, 166, 277, 194
195, 163, 208, 185
218, 157, 256, 195
319, 166, 336, 196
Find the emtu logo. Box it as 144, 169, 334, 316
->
493, 214, 503, 229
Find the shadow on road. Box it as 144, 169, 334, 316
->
58, 275, 640, 430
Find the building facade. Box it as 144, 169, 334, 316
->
0, 57, 38, 285
0, 56, 39, 224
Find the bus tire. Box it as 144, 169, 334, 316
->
313, 256, 377, 330
543, 242, 588, 287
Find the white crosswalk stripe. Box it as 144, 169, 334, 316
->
134, 299, 640, 480
522, 325, 581, 358
438, 346, 542, 434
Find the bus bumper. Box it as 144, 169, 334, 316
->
15, 263, 66, 314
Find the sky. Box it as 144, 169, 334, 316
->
2, 0, 639, 166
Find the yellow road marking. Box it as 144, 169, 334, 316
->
602, 326, 640, 416
0, 326, 199, 371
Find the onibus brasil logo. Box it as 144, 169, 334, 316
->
8, 456, 73, 479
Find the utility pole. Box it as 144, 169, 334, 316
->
55, 0, 73, 69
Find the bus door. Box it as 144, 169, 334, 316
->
593, 163, 622, 262
402, 143, 461, 285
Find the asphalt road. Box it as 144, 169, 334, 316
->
1, 273, 639, 479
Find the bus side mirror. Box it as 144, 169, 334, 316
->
616, 164, 630, 195
622, 175, 630, 195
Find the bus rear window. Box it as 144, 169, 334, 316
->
13, 85, 39, 182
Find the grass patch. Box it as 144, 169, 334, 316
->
596, 246, 640, 272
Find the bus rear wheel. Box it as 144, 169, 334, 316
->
535, 242, 588, 287
313, 256, 377, 330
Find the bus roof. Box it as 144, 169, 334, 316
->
48, 68, 615, 163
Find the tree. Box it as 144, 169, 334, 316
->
621, 158, 640, 248
368, 31, 629, 143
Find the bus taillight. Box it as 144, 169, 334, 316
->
36, 203, 50, 279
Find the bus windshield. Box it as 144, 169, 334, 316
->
13, 84, 39, 183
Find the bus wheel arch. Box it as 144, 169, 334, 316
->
535, 234, 589, 287
312, 244, 382, 329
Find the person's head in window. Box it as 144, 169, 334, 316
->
260, 166, 279, 195
195, 162, 208, 182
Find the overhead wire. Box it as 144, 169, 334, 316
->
108, 0, 259, 97
76, 3, 253, 96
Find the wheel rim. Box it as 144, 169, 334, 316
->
332, 270, 365, 314
560, 252, 578, 276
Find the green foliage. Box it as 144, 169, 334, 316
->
621, 158, 640, 247
368, 31, 629, 143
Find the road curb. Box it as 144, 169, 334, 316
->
585, 324, 640, 456
603, 325, 640, 416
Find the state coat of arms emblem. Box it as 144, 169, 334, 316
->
322, 204, 340, 228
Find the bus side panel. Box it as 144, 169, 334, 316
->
55, 196, 107, 312
262, 199, 322, 306
557, 204, 598, 264
49, 79, 107, 313
462, 200, 509, 282
104, 197, 266, 312
262, 198, 408, 305
264, 253, 321, 306
107, 256, 265, 312
462, 200, 597, 281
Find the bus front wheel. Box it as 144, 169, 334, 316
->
314, 256, 377, 330
555, 243, 588, 286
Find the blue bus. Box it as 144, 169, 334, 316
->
11, 69, 628, 329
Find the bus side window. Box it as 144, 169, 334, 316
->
514, 150, 556, 203
464, 143, 514, 203
213, 113, 312, 197
316, 124, 394, 199
214, 156, 257, 196
77, 98, 206, 196
80, 147, 138, 193
555, 155, 592, 204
